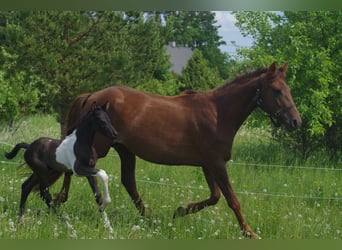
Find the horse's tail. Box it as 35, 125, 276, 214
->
62, 92, 92, 138
5, 143, 29, 159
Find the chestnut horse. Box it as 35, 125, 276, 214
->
58, 62, 301, 238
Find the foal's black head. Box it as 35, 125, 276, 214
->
81, 102, 118, 141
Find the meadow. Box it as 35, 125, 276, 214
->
0, 115, 340, 239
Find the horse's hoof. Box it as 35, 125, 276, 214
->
173, 206, 187, 218
243, 230, 261, 239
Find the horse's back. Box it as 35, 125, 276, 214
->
84, 85, 218, 165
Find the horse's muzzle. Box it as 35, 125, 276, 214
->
283, 114, 302, 131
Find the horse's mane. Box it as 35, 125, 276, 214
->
217, 67, 268, 91
63, 93, 92, 138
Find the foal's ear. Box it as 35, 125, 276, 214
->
102, 102, 110, 111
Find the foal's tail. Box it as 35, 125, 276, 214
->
5, 143, 29, 159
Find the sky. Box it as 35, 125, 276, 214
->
214, 11, 253, 55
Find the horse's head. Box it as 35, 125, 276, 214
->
257, 62, 302, 131
89, 102, 118, 141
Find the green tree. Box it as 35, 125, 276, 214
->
234, 11, 341, 158
0, 48, 39, 126
0, 11, 172, 133
180, 49, 222, 91
164, 11, 230, 79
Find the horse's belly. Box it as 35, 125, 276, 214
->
121, 137, 202, 166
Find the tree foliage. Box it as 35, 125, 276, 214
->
234, 11, 341, 157
0, 11, 171, 133
180, 49, 222, 91
164, 11, 230, 79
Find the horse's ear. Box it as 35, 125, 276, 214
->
279, 63, 288, 74
102, 102, 110, 111
268, 62, 278, 74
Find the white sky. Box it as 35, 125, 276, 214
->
214, 11, 253, 55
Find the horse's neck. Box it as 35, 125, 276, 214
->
213, 77, 261, 132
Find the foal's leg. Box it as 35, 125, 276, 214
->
95, 169, 111, 210
211, 163, 259, 239
74, 162, 111, 210
114, 144, 149, 217
54, 172, 72, 205
26, 158, 57, 214
39, 180, 56, 213
86, 176, 103, 207
19, 174, 39, 218
173, 167, 221, 218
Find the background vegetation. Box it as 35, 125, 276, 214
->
0, 11, 341, 239
0, 11, 340, 158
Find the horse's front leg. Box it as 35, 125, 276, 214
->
54, 172, 72, 206
210, 163, 260, 239
114, 144, 150, 217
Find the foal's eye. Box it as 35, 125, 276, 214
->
272, 89, 282, 96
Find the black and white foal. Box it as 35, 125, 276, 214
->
5, 102, 117, 217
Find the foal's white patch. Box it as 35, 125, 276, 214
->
56, 130, 77, 172
96, 169, 111, 209
56, 130, 112, 212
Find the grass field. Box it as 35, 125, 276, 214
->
0, 114, 341, 239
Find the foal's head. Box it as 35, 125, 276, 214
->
257, 62, 302, 131
83, 102, 118, 141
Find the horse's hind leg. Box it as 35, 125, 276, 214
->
19, 174, 39, 218
114, 144, 149, 217
173, 166, 221, 218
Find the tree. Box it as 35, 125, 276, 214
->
0, 48, 39, 126
0, 11, 172, 134
180, 49, 222, 91
164, 11, 230, 79
234, 11, 341, 158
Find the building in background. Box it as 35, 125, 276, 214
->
165, 42, 193, 75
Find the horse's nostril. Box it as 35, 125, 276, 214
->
292, 119, 298, 128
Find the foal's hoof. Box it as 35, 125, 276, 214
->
53, 193, 67, 206
99, 199, 111, 211
173, 206, 187, 218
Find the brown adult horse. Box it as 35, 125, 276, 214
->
58, 62, 301, 238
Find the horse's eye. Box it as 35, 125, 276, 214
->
272, 89, 282, 96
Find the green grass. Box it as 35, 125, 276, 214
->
0, 115, 341, 239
